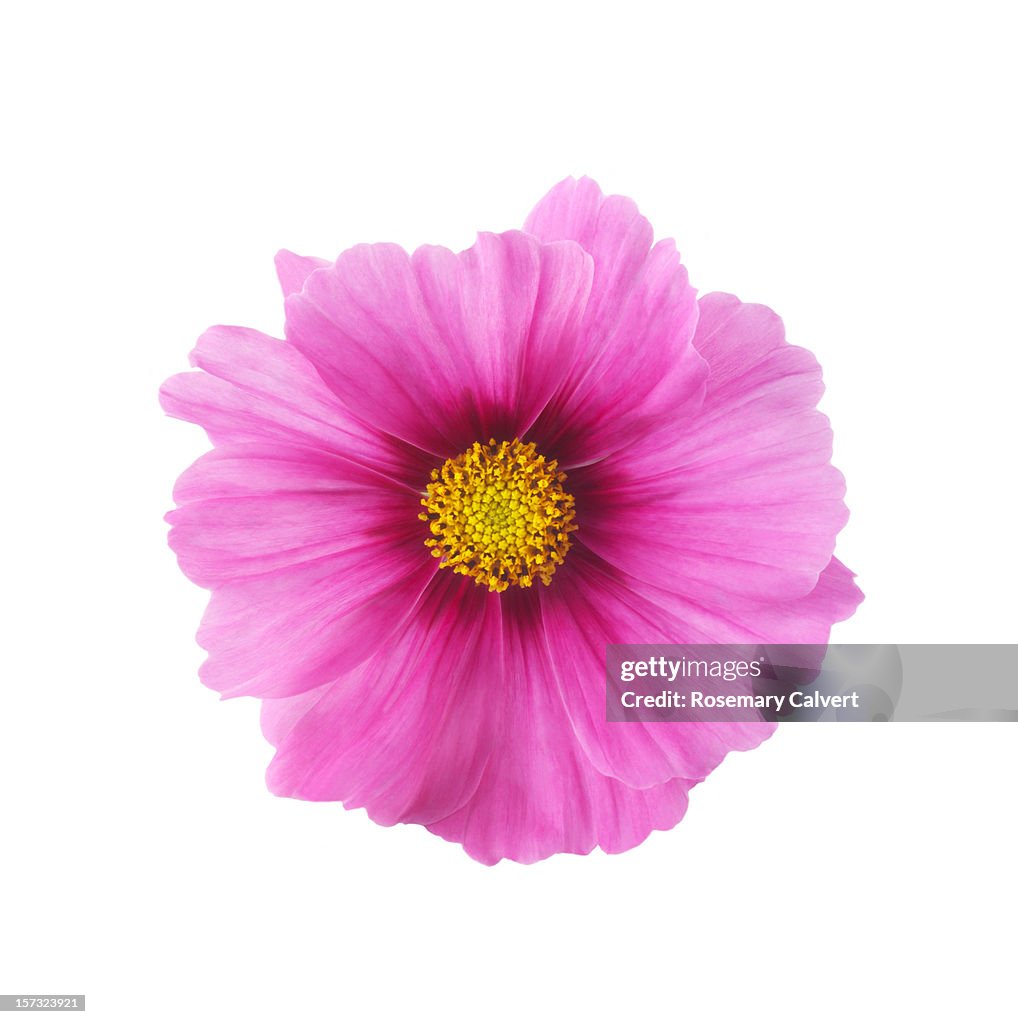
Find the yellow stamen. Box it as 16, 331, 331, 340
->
419, 438, 577, 593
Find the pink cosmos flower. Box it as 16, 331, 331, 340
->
161, 177, 862, 865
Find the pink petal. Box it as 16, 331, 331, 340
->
160, 324, 431, 486
168, 445, 422, 586
523, 177, 707, 465
195, 531, 437, 698
704, 555, 864, 642
171, 441, 413, 503
414, 235, 594, 438
426, 592, 693, 865
263, 572, 502, 826
576, 293, 848, 605
539, 549, 778, 789
621, 554, 863, 644
283, 232, 593, 456
525, 177, 653, 341
274, 249, 330, 298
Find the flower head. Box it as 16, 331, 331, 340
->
161, 178, 862, 864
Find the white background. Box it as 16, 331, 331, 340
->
2, 2, 1015, 1022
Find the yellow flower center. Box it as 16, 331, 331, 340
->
419, 438, 577, 593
